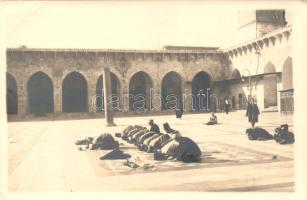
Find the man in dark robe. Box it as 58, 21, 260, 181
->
224, 99, 230, 114
175, 106, 183, 119
246, 98, 260, 128
149, 119, 160, 133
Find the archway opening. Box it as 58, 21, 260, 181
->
27, 72, 54, 115
96, 73, 121, 112
6, 73, 18, 114
231, 69, 241, 79
191, 71, 211, 111
263, 62, 277, 108
281, 57, 294, 113
62, 72, 88, 113
129, 71, 153, 111
282, 57, 293, 90
161, 71, 182, 110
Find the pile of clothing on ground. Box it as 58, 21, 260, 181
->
120, 123, 202, 163
245, 124, 294, 144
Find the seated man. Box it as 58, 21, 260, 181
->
206, 112, 217, 125
274, 124, 294, 144
149, 119, 160, 133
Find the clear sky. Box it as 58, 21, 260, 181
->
2, 1, 293, 50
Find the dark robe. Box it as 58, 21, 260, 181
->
246, 103, 260, 123
224, 100, 229, 114
150, 123, 160, 133
175, 108, 183, 119
246, 128, 273, 140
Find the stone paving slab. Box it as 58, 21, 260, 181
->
8, 111, 294, 192
84, 140, 292, 177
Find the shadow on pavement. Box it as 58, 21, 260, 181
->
100, 149, 131, 160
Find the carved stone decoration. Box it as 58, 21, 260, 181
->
237, 48, 242, 56
188, 54, 196, 62
247, 44, 253, 53
269, 36, 276, 46
263, 38, 269, 48
283, 31, 290, 41
256, 40, 264, 49
276, 33, 283, 43
242, 46, 248, 55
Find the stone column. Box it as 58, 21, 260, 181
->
183, 81, 192, 112
121, 84, 130, 113
53, 77, 62, 114
103, 67, 116, 126
17, 78, 27, 116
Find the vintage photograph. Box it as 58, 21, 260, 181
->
2, 1, 299, 193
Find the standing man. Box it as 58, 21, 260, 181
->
225, 98, 230, 114
175, 106, 183, 119
149, 119, 160, 133
246, 98, 260, 128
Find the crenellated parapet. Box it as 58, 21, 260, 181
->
7, 47, 224, 66
223, 25, 291, 58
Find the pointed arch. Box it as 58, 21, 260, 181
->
6, 73, 18, 114
282, 57, 293, 90
231, 69, 241, 79
264, 61, 276, 73
129, 71, 153, 111
263, 62, 277, 108
191, 71, 212, 111
161, 71, 183, 110
27, 71, 54, 114
62, 71, 88, 113
96, 72, 121, 112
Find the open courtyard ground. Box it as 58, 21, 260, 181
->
8, 111, 294, 192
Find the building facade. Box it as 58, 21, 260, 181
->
5, 10, 293, 120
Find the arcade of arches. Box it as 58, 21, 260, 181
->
6, 59, 293, 116
5, 44, 293, 117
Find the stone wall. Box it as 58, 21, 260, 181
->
6, 48, 228, 118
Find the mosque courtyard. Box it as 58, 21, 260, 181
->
8, 111, 294, 192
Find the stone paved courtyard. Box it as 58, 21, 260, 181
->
8, 111, 294, 192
